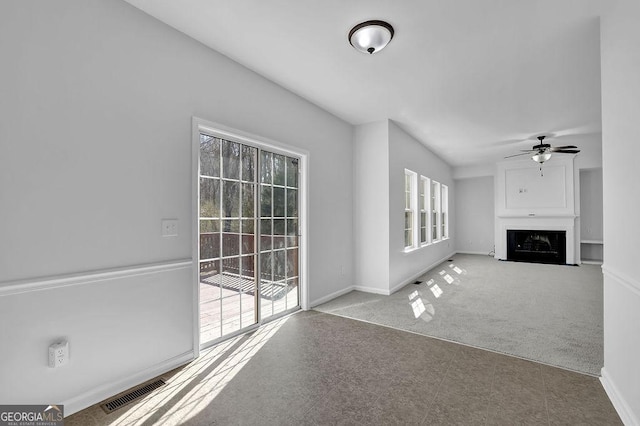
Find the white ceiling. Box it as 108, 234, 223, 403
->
124, 0, 605, 167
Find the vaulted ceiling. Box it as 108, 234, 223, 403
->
124, 0, 605, 167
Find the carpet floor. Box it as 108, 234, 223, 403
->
66, 311, 620, 425
315, 254, 603, 376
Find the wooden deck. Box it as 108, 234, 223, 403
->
200, 274, 298, 343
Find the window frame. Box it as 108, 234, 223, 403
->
419, 176, 430, 246
404, 170, 449, 252
404, 169, 418, 250
431, 179, 442, 242
441, 184, 449, 240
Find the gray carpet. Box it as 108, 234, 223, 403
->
315, 254, 603, 376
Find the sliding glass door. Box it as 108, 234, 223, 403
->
259, 151, 299, 320
198, 133, 300, 346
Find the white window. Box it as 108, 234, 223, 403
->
441, 184, 449, 239
406, 172, 449, 249
404, 170, 417, 249
420, 176, 430, 245
431, 180, 441, 242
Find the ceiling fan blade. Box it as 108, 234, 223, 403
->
553, 149, 581, 154
551, 145, 578, 150
504, 152, 534, 159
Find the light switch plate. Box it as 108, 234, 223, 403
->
161, 219, 178, 237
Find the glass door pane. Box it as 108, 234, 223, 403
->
199, 135, 258, 345
260, 153, 300, 320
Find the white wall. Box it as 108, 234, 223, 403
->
388, 121, 455, 292
574, 133, 603, 170
453, 164, 495, 179
0, 0, 353, 414
0, 264, 192, 412
455, 176, 495, 255
351, 120, 455, 295
600, 1, 640, 424
495, 157, 577, 217
352, 121, 390, 294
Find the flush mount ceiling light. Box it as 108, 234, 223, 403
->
348, 20, 394, 54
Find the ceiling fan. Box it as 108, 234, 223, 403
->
505, 135, 580, 175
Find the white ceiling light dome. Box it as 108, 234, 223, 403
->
348, 20, 394, 54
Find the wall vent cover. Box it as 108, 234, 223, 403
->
100, 378, 166, 413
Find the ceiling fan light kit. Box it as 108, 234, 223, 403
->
504, 135, 581, 176
532, 151, 552, 164
348, 20, 394, 54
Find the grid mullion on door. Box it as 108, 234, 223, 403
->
260, 151, 274, 320
284, 159, 298, 311
249, 151, 259, 324
199, 134, 300, 345
198, 135, 224, 342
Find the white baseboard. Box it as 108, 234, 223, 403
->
310, 286, 355, 308
64, 350, 195, 416
310, 285, 393, 305
311, 251, 458, 305
388, 280, 409, 295
352, 285, 391, 296
455, 250, 492, 256
388, 251, 457, 295
602, 265, 640, 297
600, 367, 640, 426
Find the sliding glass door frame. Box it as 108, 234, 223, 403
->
191, 117, 308, 354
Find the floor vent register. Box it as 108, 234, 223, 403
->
100, 378, 167, 413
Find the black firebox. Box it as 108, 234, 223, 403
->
507, 230, 567, 265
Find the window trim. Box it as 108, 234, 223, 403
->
431, 180, 441, 242
419, 176, 430, 246
441, 184, 449, 240
404, 172, 450, 253
404, 169, 418, 250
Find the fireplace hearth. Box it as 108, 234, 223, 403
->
507, 230, 567, 265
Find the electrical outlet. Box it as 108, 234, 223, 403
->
161, 219, 178, 237
48, 341, 69, 368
